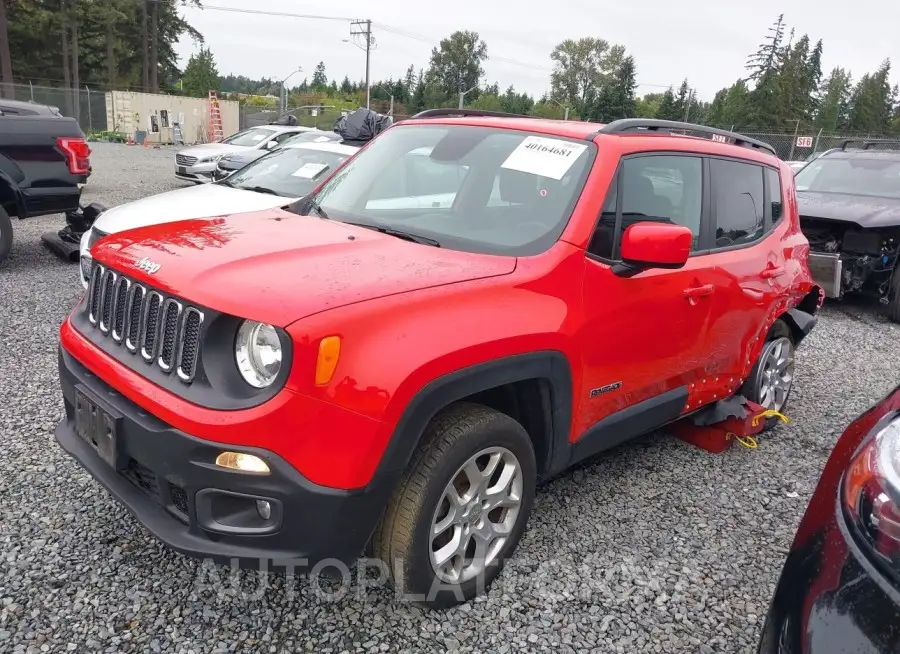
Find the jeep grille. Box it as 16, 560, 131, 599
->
85, 263, 204, 383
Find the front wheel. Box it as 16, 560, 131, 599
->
373, 403, 536, 608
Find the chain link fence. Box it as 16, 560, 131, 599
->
709, 126, 899, 162
8, 80, 895, 159
239, 104, 410, 131
5, 82, 108, 133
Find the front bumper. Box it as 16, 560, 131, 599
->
175, 161, 217, 183
211, 164, 235, 181
55, 346, 386, 569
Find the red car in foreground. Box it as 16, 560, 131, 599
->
758, 383, 900, 653
57, 112, 821, 606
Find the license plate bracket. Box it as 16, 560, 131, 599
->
74, 387, 122, 469
177, 166, 186, 175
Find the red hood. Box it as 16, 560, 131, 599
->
91, 209, 517, 326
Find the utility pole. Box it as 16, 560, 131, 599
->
682, 88, 694, 123
458, 85, 478, 109
350, 19, 373, 109
788, 118, 801, 161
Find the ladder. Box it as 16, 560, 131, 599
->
207, 90, 224, 142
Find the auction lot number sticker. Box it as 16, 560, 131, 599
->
501, 136, 588, 180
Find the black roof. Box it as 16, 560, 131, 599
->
0, 99, 61, 117
821, 149, 900, 161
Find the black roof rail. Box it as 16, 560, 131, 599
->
411, 108, 536, 120
863, 139, 900, 151
598, 119, 777, 156
839, 139, 866, 151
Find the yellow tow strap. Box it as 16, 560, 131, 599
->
751, 409, 790, 427
727, 433, 759, 449
724, 409, 790, 450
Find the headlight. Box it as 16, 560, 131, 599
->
235, 321, 282, 388
844, 415, 900, 565
201, 154, 224, 164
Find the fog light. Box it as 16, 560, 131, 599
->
215, 451, 270, 474
256, 500, 272, 520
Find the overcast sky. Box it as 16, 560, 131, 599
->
175, 0, 899, 102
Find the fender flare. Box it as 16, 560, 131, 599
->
0, 171, 22, 217
367, 351, 574, 491
781, 307, 818, 346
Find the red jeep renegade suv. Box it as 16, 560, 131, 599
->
56, 112, 822, 606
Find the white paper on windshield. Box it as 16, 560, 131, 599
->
291, 162, 329, 179
500, 136, 588, 180
250, 133, 268, 141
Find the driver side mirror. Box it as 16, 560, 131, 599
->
612, 223, 692, 278
266, 140, 278, 150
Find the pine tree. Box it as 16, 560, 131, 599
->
403, 65, 416, 102
675, 79, 691, 119
411, 67, 426, 113
655, 87, 680, 121
340, 75, 352, 94
587, 55, 637, 122
815, 67, 852, 131
804, 39, 824, 119
181, 46, 218, 97
848, 59, 894, 134
705, 88, 729, 126
311, 61, 327, 91
745, 15, 787, 126
746, 15, 785, 81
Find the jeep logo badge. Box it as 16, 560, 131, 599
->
135, 257, 161, 274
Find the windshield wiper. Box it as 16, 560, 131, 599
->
308, 198, 329, 219
377, 227, 440, 247
240, 185, 281, 196
342, 221, 440, 247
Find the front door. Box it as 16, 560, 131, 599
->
576, 153, 713, 442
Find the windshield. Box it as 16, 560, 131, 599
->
281, 131, 340, 146
222, 127, 277, 147
224, 145, 350, 198
795, 156, 900, 199
302, 124, 595, 255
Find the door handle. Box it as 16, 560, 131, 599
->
683, 284, 714, 299
760, 266, 786, 279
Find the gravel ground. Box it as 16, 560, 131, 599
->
2, 143, 900, 653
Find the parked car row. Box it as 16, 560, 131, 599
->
45, 109, 900, 646
78, 136, 363, 285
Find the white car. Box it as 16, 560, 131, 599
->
80, 141, 360, 286
174, 125, 315, 184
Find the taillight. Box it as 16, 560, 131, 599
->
843, 414, 900, 566
57, 137, 91, 175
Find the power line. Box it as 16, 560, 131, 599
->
181, 3, 676, 90
186, 3, 354, 22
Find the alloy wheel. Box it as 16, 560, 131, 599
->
756, 336, 795, 412
429, 446, 523, 584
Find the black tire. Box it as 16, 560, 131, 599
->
739, 320, 795, 430
0, 204, 12, 264
372, 402, 536, 608
887, 265, 900, 324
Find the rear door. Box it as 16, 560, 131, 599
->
699, 158, 790, 398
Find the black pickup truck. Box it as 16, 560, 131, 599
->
0, 99, 96, 263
